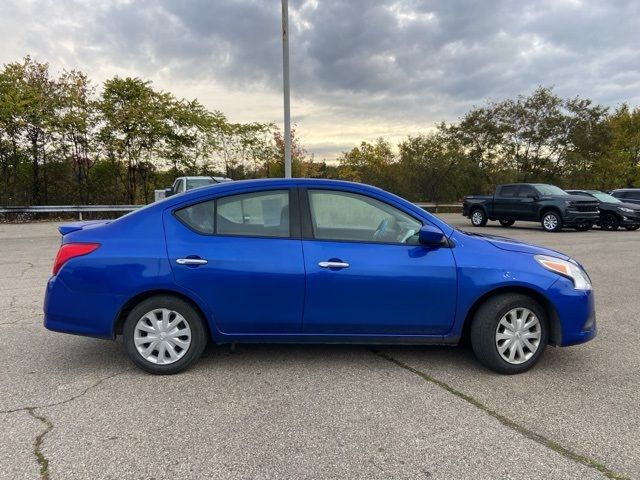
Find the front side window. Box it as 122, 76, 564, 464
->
216, 190, 290, 237
517, 186, 536, 198
308, 190, 421, 244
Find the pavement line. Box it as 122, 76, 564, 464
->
372, 349, 629, 480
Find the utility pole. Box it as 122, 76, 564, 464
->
281, 0, 292, 178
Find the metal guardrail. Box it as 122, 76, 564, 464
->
0, 205, 143, 220
0, 202, 463, 220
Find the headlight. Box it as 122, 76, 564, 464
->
534, 255, 592, 290
619, 207, 634, 213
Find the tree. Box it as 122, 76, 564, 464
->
56, 70, 98, 203
338, 138, 397, 191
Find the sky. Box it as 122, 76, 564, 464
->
1, 0, 639, 160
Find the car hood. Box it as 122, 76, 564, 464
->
544, 194, 595, 203
462, 231, 570, 260
617, 201, 640, 211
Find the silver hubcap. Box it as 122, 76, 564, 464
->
543, 214, 558, 230
495, 307, 541, 365
134, 308, 191, 365
472, 211, 483, 225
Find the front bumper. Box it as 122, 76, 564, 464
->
563, 210, 599, 226
620, 213, 640, 226
547, 276, 596, 346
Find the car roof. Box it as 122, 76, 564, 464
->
126, 178, 454, 236
611, 188, 639, 192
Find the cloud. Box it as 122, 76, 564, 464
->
1, 0, 640, 159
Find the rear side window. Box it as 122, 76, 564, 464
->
175, 200, 215, 234
627, 191, 640, 200
216, 190, 290, 237
174, 191, 290, 237
499, 185, 517, 197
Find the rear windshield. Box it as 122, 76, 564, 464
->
533, 184, 567, 196
186, 178, 215, 190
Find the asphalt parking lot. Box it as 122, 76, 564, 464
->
1, 215, 638, 480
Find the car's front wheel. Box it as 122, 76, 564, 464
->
123, 295, 208, 374
470, 293, 548, 374
541, 211, 562, 232
470, 208, 488, 227
600, 213, 620, 231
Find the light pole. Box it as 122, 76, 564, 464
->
281, 0, 292, 178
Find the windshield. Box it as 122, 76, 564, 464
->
186, 178, 215, 190
591, 192, 621, 203
533, 184, 567, 196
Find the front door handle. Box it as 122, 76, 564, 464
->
318, 261, 349, 269
176, 258, 208, 266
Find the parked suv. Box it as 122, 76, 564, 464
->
463, 183, 599, 232
609, 188, 640, 206
566, 190, 640, 231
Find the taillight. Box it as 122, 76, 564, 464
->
52, 243, 100, 275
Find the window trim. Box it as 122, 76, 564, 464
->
171, 187, 300, 240
300, 187, 425, 246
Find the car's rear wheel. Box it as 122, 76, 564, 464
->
123, 295, 207, 374
541, 211, 562, 232
625, 225, 640, 231
470, 293, 548, 374
499, 219, 515, 227
471, 208, 488, 227
600, 213, 620, 231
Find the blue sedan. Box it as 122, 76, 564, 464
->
44, 179, 596, 374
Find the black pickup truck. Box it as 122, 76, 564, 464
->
462, 183, 599, 232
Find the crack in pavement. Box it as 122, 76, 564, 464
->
372, 349, 629, 480
0, 369, 133, 415
1, 368, 133, 480
26, 408, 53, 480
18, 261, 35, 278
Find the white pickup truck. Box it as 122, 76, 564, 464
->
155, 176, 232, 201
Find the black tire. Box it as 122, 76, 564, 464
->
625, 225, 640, 231
600, 213, 620, 231
574, 223, 592, 232
123, 295, 208, 374
470, 293, 549, 374
541, 211, 563, 232
499, 219, 515, 227
470, 208, 488, 227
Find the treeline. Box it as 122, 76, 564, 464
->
0, 56, 321, 206
336, 88, 640, 202
1, 56, 639, 205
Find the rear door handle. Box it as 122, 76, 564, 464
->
176, 258, 208, 265
318, 261, 349, 269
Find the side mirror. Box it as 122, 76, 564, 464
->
527, 193, 539, 201
418, 225, 445, 246
164, 187, 174, 198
